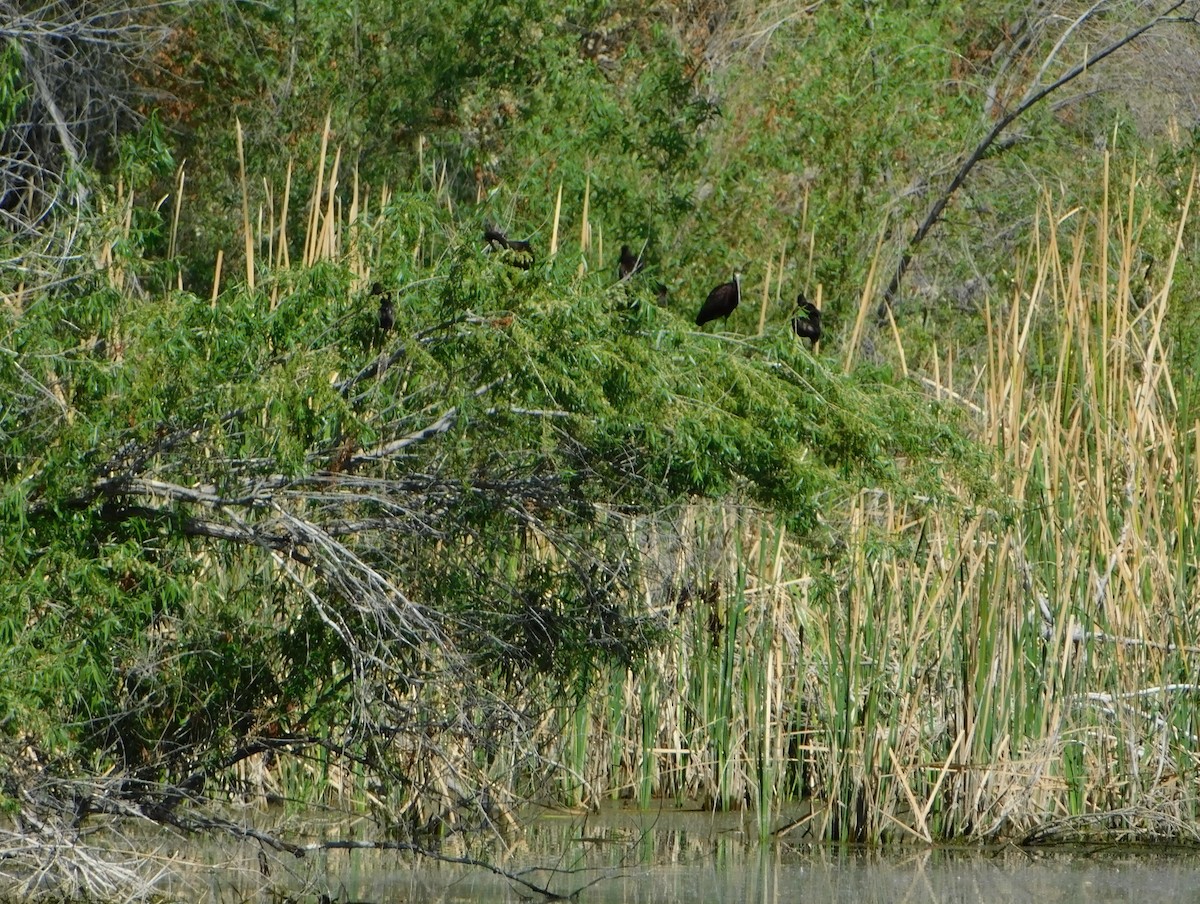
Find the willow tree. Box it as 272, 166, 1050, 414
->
0, 180, 986, 895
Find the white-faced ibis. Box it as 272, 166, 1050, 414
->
371, 282, 394, 332
791, 293, 821, 347
378, 299, 395, 332
483, 225, 534, 268
695, 273, 741, 327
618, 244, 645, 281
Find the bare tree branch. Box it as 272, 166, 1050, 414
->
353, 378, 507, 464
879, 1, 1195, 320
0, 0, 183, 239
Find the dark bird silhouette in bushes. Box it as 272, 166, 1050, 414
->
372, 282, 394, 332
616, 243, 668, 305
695, 273, 741, 327
618, 244, 644, 281
484, 225, 534, 269
791, 293, 821, 348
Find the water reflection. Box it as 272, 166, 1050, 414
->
348, 845, 1200, 904
194, 805, 1200, 903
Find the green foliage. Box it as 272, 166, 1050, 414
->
11, 0, 1200, 847
0, 175, 983, 790
0, 40, 29, 131
117, 113, 175, 188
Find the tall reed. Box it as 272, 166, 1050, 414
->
549, 159, 1200, 842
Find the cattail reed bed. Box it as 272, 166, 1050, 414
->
531, 165, 1200, 843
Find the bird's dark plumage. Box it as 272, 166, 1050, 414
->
695, 274, 741, 327
483, 225, 509, 247
371, 282, 395, 332
618, 244, 644, 281
484, 225, 534, 268
791, 293, 821, 347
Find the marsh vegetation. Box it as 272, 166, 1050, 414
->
4, 0, 1200, 899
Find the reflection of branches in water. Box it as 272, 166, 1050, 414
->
274, 812, 654, 901
0, 747, 625, 900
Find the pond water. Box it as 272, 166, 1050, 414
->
186, 805, 1200, 904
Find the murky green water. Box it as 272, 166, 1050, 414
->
186, 806, 1200, 903
351, 851, 1200, 904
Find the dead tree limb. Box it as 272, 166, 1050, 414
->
878, 0, 1195, 322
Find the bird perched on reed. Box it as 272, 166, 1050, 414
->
483, 225, 534, 269
695, 273, 741, 327
371, 282, 395, 332
618, 244, 644, 281
791, 293, 821, 347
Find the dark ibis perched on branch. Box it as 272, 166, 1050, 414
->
695, 273, 741, 327
791, 293, 821, 347
371, 282, 394, 332
618, 244, 644, 281
483, 225, 534, 269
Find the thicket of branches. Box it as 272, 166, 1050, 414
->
0, 0, 177, 271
